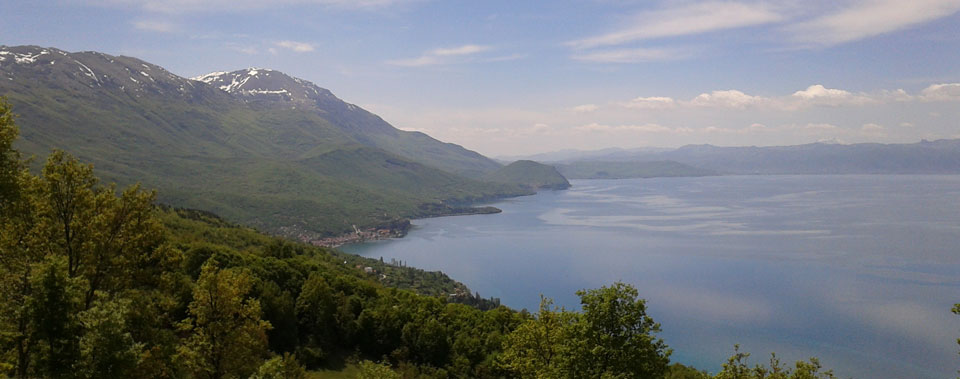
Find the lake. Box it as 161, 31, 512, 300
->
341, 175, 960, 378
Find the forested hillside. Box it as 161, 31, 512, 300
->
0, 46, 525, 239
0, 99, 840, 378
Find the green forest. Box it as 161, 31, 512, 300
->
1, 97, 846, 378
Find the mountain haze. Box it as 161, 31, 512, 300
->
0, 45, 524, 238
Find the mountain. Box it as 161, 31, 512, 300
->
523, 140, 960, 175
556, 161, 717, 179
484, 160, 571, 190
192, 68, 500, 177
0, 45, 525, 238
656, 140, 960, 174
497, 146, 672, 163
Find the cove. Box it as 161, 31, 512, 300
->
342, 175, 960, 378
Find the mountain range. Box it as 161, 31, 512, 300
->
512, 140, 960, 176
0, 45, 532, 239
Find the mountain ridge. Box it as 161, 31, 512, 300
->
0, 45, 526, 238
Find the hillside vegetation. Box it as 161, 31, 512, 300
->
0, 98, 841, 379
0, 46, 524, 238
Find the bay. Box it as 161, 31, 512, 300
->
342, 175, 960, 378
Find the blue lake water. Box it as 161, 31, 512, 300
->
341, 175, 960, 378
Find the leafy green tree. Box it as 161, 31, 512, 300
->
0, 171, 43, 378
573, 282, 671, 378
76, 293, 143, 378
177, 259, 271, 379
30, 256, 82, 378
667, 363, 711, 379
249, 353, 306, 379
36, 151, 165, 307
356, 360, 400, 379
0, 97, 21, 211
714, 345, 835, 379
498, 297, 578, 378
295, 273, 337, 365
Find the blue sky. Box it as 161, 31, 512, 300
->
3, 0, 960, 155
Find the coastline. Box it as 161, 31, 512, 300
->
307, 204, 504, 248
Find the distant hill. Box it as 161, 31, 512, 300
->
497, 146, 672, 163
484, 160, 571, 190
0, 45, 522, 238
652, 140, 960, 174
556, 160, 716, 179
523, 140, 960, 175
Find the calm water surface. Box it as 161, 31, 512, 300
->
342, 175, 960, 378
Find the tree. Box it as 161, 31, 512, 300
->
357, 360, 401, 379
177, 259, 271, 379
0, 97, 21, 211
30, 256, 82, 378
573, 282, 671, 378
36, 152, 165, 308
497, 297, 578, 378
0, 170, 43, 378
714, 345, 835, 379
75, 293, 143, 378
295, 273, 337, 366
249, 353, 306, 379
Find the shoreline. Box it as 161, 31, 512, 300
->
307, 204, 505, 248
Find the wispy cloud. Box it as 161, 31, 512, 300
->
571, 104, 599, 113
571, 47, 691, 63
94, 0, 420, 13
275, 40, 315, 53
387, 44, 494, 67
786, 0, 960, 46
621, 96, 676, 110
132, 20, 177, 33
568, 2, 782, 49
431, 45, 491, 56
609, 83, 960, 112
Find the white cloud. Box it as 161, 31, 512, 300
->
790, 84, 876, 107
611, 83, 950, 112
431, 45, 491, 56
920, 83, 960, 101
275, 40, 315, 53
787, 0, 960, 46
132, 20, 177, 33
622, 96, 675, 110
689, 89, 767, 109
861, 123, 885, 131
568, 2, 782, 49
792, 84, 853, 100
388, 44, 494, 67
571, 104, 599, 113
571, 47, 691, 63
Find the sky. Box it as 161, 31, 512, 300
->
3, 0, 960, 156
